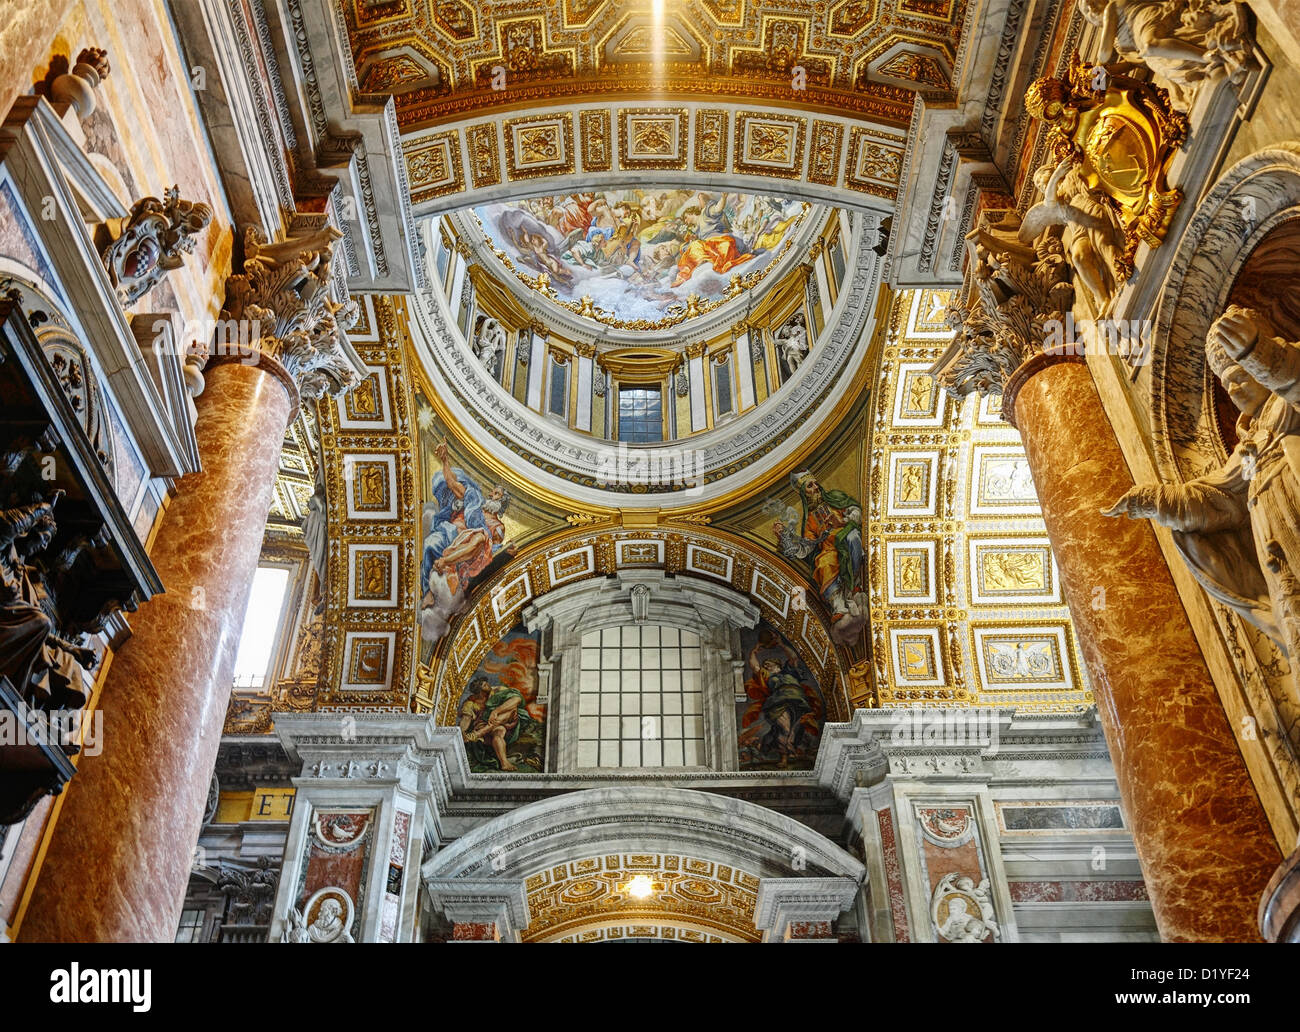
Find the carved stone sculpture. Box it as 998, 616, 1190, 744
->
931, 872, 1001, 942
283, 888, 354, 943
1020, 158, 1128, 314
1026, 54, 1187, 273
101, 186, 213, 307
1105, 306, 1300, 673
217, 856, 279, 926
1080, 0, 1254, 105
302, 468, 328, 604
774, 313, 810, 372
932, 211, 1075, 403
220, 224, 363, 402
473, 316, 506, 375
0, 491, 97, 711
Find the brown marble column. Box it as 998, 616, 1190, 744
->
18, 354, 296, 942
1003, 354, 1282, 942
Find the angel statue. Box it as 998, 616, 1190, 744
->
1080, 0, 1254, 104
473, 317, 507, 375
1104, 305, 1300, 671
773, 314, 809, 373
1019, 159, 1128, 314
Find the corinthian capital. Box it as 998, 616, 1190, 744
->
219, 223, 365, 402
930, 210, 1076, 403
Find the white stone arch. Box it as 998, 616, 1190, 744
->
1150, 142, 1300, 483
421, 785, 865, 940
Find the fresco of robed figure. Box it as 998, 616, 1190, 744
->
737, 624, 825, 771
419, 435, 515, 647
456, 628, 546, 773
765, 470, 867, 645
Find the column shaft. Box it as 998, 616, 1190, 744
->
1008, 357, 1281, 942
20, 359, 294, 941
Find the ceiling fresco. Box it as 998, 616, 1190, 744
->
472, 190, 808, 325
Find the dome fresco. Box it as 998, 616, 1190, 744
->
473, 190, 808, 325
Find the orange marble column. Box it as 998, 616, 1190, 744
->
19, 354, 296, 942
1003, 354, 1282, 942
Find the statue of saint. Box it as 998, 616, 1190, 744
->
0, 491, 96, 710
774, 314, 809, 372
1105, 305, 1300, 668
473, 317, 507, 374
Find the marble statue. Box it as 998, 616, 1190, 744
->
302, 469, 328, 605
282, 891, 353, 943
0, 491, 96, 710
774, 313, 809, 371
101, 185, 213, 307
474, 317, 507, 374
1104, 305, 1300, 665
931, 872, 1001, 942
1020, 159, 1128, 313
1080, 0, 1254, 104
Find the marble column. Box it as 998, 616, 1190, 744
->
931, 211, 1283, 940
20, 222, 362, 942
1002, 354, 1281, 941
20, 354, 296, 941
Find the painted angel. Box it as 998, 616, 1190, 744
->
1104, 305, 1300, 670
1019, 159, 1127, 313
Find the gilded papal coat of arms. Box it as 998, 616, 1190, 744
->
1026, 53, 1189, 277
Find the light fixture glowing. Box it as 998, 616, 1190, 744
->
626, 875, 655, 899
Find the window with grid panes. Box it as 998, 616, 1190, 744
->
576, 626, 704, 768
618, 386, 663, 443
175, 907, 206, 942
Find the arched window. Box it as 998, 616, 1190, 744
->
524, 571, 759, 772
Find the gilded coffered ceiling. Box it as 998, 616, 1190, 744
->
342, 0, 967, 127
522, 853, 761, 942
